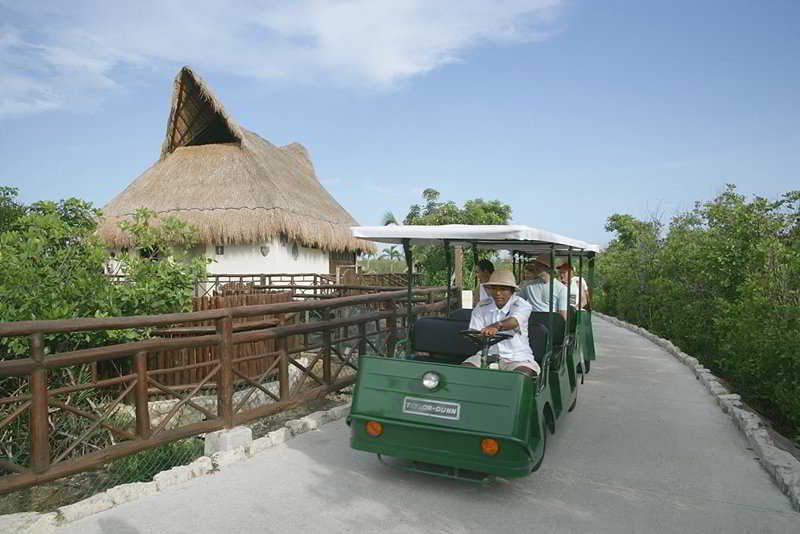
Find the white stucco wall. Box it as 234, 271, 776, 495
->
205, 237, 328, 275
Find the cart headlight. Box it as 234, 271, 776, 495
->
422, 371, 440, 390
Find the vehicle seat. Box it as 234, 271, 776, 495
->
530, 312, 565, 349
527, 320, 549, 365
448, 308, 473, 322
413, 316, 475, 364
567, 306, 579, 334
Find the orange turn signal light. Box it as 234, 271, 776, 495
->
366, 420, 383, 437
480, 438, 499, 456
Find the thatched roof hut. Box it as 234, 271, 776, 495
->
98, 66, 374, 254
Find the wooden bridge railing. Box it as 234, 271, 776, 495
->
196, 273, 335, 297
0, 287, 452, 495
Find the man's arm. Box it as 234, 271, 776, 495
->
481, 316, 519, 336
483, 298, 529, 336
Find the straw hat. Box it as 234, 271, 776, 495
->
484, 270, 518, 290
529, 255, 564, 269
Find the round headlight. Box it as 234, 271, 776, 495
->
422, 371, 440, 390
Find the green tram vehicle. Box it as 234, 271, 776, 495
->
347, 225, 598, 481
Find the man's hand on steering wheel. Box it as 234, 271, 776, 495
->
481, 325, 501, 337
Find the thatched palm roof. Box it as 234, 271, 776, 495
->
98, 66, 374, 253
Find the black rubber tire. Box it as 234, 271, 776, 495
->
568, 391, 577, 412
532, 427, 546, 472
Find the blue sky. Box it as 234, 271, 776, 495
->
1, 0, 798, 247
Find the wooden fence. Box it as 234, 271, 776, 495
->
353, 273, 420, 287
196, 273, 335, 297
108, 272, 420, 296
0, 287, 451, 495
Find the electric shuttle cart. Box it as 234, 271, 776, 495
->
346, 225, 598, 481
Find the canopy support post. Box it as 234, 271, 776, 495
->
403, 239, 413, 351
444, 240, 452, 315
548, 245, 555, 356
578, 252, 584, 310
566, 247, 573, 311
471, 243, 479, 294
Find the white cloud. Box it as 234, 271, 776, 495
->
0, 0, 563, 118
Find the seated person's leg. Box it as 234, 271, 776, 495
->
461, 353, 481, 367
501, 360, 539, 378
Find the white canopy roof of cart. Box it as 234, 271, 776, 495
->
351, 225, 599, 254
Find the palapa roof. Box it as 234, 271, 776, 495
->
98, 66, 374, 253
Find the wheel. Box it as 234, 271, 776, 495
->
531, 427, 546, 472
568, 390, 577, 412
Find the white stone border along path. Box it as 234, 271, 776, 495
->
595, 312, 800, 512
1, 404, 352, 534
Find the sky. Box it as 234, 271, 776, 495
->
1, 0, 798, 248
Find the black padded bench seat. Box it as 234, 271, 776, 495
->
412, 311, 563, 367
413, 316, 475, 364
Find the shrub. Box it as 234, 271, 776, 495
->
596, 186, 800, 437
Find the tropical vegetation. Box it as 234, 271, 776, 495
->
0, 188, 208, 359
595, 185, 800, 438
381, 188, 512, 285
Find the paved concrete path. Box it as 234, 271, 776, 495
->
57, 318, 798, 533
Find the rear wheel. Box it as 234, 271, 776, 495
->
531, 427, 546, 472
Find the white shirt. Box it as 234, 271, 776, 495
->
568, 276, 588, 308
518, 277, 568, 313
478, 283, 489, 301
469, 294, 534, 363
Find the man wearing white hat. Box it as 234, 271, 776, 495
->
462, 270, 539, 377
519, 256, 568, 321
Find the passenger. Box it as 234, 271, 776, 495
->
472, 259, 495, 306
518, 256, 568, 321
557, 263, 590, 309
462, 270, 539, 377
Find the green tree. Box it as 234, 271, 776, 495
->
0, 187, 26, 231
0, 201, 208, 359
113, 209, 209, 316
380, 245, 403, 273
595, 185, 800, 437
0, 200, 209, 469
400, 189, 512, 285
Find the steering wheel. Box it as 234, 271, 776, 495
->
459, 329, 513, 347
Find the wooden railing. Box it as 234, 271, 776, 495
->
354, 273, 420, 287
108, 273, 337, 297
0, 287, 451, 495
197, 273, 335, 297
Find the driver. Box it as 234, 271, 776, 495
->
462, 270, 539, 377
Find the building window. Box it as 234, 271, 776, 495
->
215, 245, 224, 255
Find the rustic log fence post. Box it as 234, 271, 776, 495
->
30, 333, 49, 474
322, 307, 332, 385
358, 322, 367, 358
386, 298, 398, 357
278, 336, 289, 400
134, 351, 151, 438
216, 315, 234, 428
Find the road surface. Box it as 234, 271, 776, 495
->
57, 318, 798, 533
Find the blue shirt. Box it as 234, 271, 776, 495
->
518, 277, 568, 313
